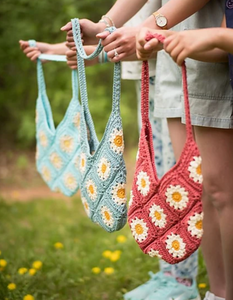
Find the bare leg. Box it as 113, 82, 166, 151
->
167, 119, 227, 298
195, 126, 233, 300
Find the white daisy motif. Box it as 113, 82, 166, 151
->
73, 112, 81, 128
149, 204, 167, 228
35, 146, 40, 160
187, 212, 203, 239
165, 185, 189, 210
166, 233, 186, 259
130, 217, 148, 243
50, 152, 63, 169
97, 157, 111, 181
148, 249, 162, 258
128, 190, 134, 208
101, 206, 114, 227
41, 166, 51, 182
112, 183, 127, 205
79, 153, 86, 173
136, 149, 140, 161
74, 156, 79, 170
136, 171, 150, 196
188, 156, 203, 184
60, 135, 74, 153
39, 131, 48, 148
109, 129, 124, 154
63, 173, 77, 191
81, 197, 90, 217
86, 179, 97, 201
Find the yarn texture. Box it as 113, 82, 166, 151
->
28, 40, 81, 196
72, 18, 127, 232
128, 33, 203, 264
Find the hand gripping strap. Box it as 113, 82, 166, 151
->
143, 33, 193, 141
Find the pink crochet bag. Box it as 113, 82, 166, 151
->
128, 33, 203, 264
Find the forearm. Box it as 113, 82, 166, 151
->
189, 49, 228, 63
140, 0, 210, 30
48, 42, 68, 55
105, 0, 148, 28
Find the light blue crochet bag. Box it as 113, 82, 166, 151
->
28, 40, 81, 196
71, 18, 127, 232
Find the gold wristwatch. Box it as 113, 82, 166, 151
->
152, 12, 168, 29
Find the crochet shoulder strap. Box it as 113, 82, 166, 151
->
142, 33, 194, 141
28, 39, 79, 130
71, 18, 121, 114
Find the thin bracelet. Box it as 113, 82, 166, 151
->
101, 15, 115, 27
98, 19, 110, 28
98, 50, 110, 64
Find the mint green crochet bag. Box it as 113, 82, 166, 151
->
71, 18, 127, 232
28, 40, 81, 196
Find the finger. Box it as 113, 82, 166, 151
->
60, 22, 72, 31
144, 39, 160, 50
67, 29, 74, 37
96, 31, 110, 40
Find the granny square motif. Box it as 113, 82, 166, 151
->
72, 18, 127, 232
29, 40, 81, 196
128, 34, 203, 264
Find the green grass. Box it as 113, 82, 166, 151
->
0, 197, 209, 300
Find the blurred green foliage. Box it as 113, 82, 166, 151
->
0, 0, 138, 148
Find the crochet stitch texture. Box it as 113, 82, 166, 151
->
72, 18, 127, 232
29, 40, 82, 197
128, 34, 203, 264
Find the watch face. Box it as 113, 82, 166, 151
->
157, 16, 167, 27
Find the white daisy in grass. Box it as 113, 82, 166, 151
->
101, 206, 114, 228
97, 157, 111, 181
148, 249, 162, 259
86, 179, 97, 201
128, 190, 134, 208
50, 152, 63, 169
149, 204, 167, 228
79, 153, 86, 173
109, 128, 124, 154
60, 135, 74, 153
165, 185, 189, 210
81, 197, 90, 217
130, 217, 148, 243
39, 131, 48, 148
136, 171, 150, 196
188, 156, 203, 184
188, 212, 204, 239
41, 166, 51, 182
166, 233, 186, 259
63, 173, 77, 191
73, 112, 81, 128
112, 183, 127, 205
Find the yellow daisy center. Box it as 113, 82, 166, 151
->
172, 192, 182, 202
195, 220, 202, 230
135, 224, 144, 235
67, 176, 74, 184
117, 188, 125, 199
81, 158, 85, 168
172, 240, 180, 251
101, 163, 107, 173
141, 178, 146, 188
64, 139, 72, 147
89, 185, 94, 194
196, 164, 202, 175
104, 211, 111, 221
84, 202, 89, 210
154, 211, 161, 220
114, 135, 123, 147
